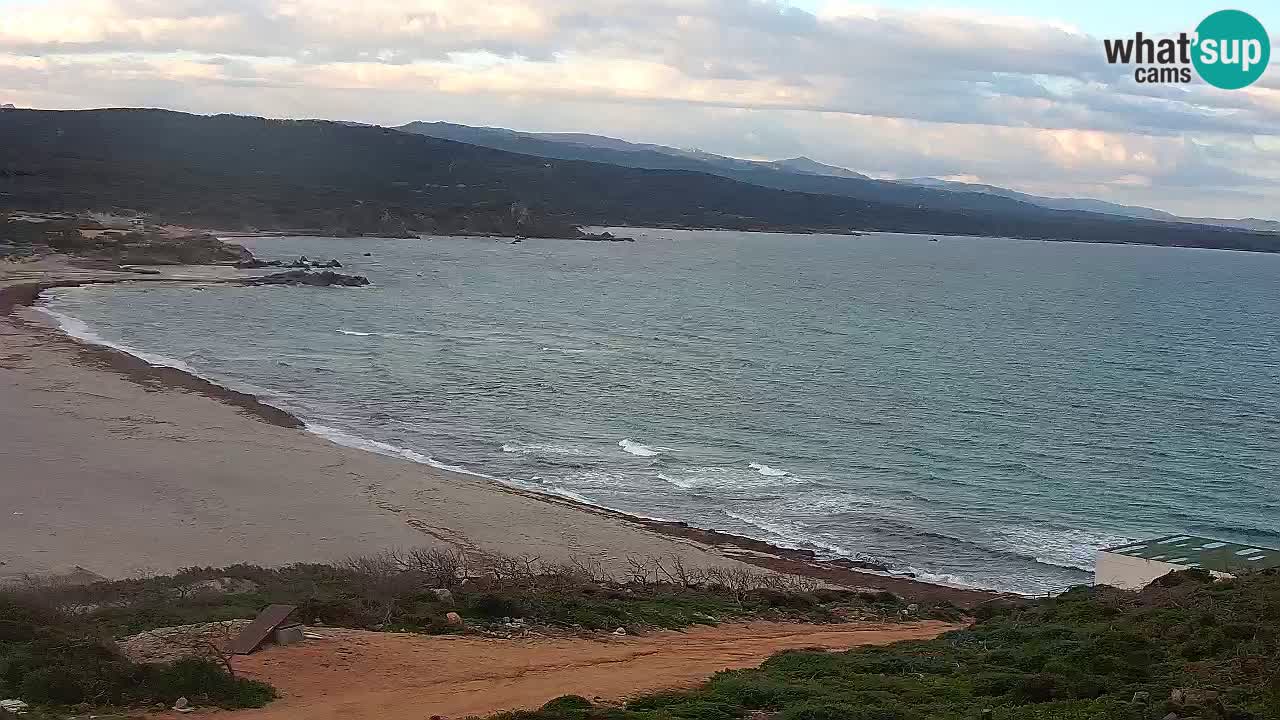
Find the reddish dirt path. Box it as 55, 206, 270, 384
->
229, 621, 958, 720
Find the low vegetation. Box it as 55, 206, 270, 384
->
0, 549, 951, 714
496, 569, 1280, 720
0, 594, 273, 710
10, 550, 955, 639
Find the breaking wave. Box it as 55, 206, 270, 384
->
619, 439, 666, 457
749, 462, 789, 477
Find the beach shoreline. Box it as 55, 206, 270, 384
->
0, 258, 1000, 606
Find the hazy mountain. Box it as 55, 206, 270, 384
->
899, 178, 1279, 232
3, 109, 1277, 253
770, 156, 869, 179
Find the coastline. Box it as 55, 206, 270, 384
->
0, 261, 1001, 606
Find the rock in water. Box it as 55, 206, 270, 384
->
246, 270, 370, 287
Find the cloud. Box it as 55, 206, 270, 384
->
0, 0, 1277, 217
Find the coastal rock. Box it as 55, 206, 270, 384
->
235, 258, 283, 269
246, 270, 370, 287
582, 232, 635, 242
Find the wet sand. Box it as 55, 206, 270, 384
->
0, 257, 997, 606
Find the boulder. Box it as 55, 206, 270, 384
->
445, 611, 464, 627
247, 270, 370, 287
432, 588, 454, 604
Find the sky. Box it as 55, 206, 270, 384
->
0, 0, 1276, 218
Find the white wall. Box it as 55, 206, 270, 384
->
1094, 551, 1185, 590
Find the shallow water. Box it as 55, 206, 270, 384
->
43, 230, 1280, 594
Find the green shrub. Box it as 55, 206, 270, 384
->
0, 595, 273, 710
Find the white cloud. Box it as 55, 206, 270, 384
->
0, 0, 1276, 217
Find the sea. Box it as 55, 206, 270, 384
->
38, 229, 1280, 595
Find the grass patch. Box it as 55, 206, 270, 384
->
12, 550, 955, 639
0, 594, 273, 710
487, 569, 1280, 720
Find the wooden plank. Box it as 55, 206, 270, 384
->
228, 604, 297, 655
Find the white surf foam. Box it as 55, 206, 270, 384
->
35, 306, 199, 375
990, 526, 1134, 573
338, 329, 404, 338
306, 423, 497, 480
618, 438, 667, 457
501, 442, 596, 457
749, 462, 789, 477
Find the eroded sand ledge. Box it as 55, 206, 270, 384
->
0, 258, 996, 606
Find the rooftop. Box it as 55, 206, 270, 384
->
1102, 535, 1280, 573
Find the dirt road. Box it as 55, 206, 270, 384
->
231, 620, 958, 720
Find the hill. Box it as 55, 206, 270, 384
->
901, 177, 1280, 232
1, 108, 1277, 252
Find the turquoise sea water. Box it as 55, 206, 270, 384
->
42, 230, 1280, 594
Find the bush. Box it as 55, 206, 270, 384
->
481, 570, 1280, 720
0, 595, 273, 710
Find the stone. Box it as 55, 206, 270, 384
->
173, 697, 189, 710
274, 624, 305, 646
445, 611, 464, 626
432, 588, 454, 604
246, 270, 370, 287
1163, 713, 1179, 720
906, 603, 920, 613
1171, 689, 1185, 705
613, 627, 627, 635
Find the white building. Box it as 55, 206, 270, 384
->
1096, 535, 1279, 590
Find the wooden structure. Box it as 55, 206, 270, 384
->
228, 604, 298, 655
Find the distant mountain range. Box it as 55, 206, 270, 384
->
0, 108, 1277, 254
896, 177, 1280, 233
399, 121, 1278, 234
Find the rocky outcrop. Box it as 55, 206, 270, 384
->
582, 232, 635, 242
246, 270, 370, 287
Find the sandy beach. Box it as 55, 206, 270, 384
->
0, 257, 993, 605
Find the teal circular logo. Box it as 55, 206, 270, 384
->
1193, 10, 1270, 89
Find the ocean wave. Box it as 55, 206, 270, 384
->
749, 462, 789, 477
36, 306, 199, 375
988, 526, 1133, 573
501, 442, 597, 457
656, 465, 809, 493
338, 329, 403, 338
306, 423, 497, 480
618, 439, 670, 457
540, 347, 591, 354
723, 510, 858, 557
1206, 525, 1280, 541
